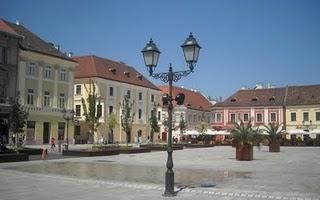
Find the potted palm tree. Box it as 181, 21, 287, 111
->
231, 120, 261, 161
264, 123, 283, 152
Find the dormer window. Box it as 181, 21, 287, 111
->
136, 74, 143, 80
252, 97, 258, 101
230, 98, 237, 102
269, 96, 275, 101
109, 68, 116, 74
124, 71, 130, 77
187, 103, 191, 107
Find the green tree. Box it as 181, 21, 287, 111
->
107, 113, 118, 142
9, 96, 28, 147
120, 95, 135, 145
149, 109, 159, 144
81, 80, 102, 143
231, 120, 261, 147
263, 123, 283, 143
178, 114, 187, 136
196, 121, 207, 142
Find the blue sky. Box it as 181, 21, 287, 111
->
2, 0, 320, 99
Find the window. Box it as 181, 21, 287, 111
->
188, 114, 192, 122
74, 125, 81, 135
215, 113, 221, 122
198, 115, 202, 122
0, 46, 6, 64
270, 112, 277, 122
59, 93, 65, 108
127, 90, 131, 98
27, 63, 36, 76
316, 112, 320, 121
138, 109, 142, 119
207, 116, 210, 123
230, 113, 236, 123
44, 66, 52, 79
97, 105, 102, 118
76, 85, 81, 95
303, 112, 309, 122
256, 113, 263, 123
75, 105, 81, 116
27, 89, 34, 105
109, 106, 113, 114
109, 87, 114, 96
158, 111, 161, 120
151, 95, 154, 102
151, 110, 154, 117
290, 112, 296, 122
43, 91, 50, 107
59, 69, 67, 81
26, 121, 35, 141
243, 113, 249, 122
193, 114, 197, 122
139, 92, 142, 100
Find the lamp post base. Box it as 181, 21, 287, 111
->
163, 170, 176, 197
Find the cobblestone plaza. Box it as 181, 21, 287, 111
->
0, 146, 319, 200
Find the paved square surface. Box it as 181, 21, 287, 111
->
1, 146, 319, 199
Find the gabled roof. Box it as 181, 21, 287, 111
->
286, 84, 320, 106
0, 19, 76, 62
73, 55, 160, 91
158, 86, 212, 111
215, 87, 286, 107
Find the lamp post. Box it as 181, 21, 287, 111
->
142, 33, 201, 196
62, 109, 74, 151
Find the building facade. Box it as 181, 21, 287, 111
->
285, 85, 320, 139
212, 87, 286, 130
73, 55, 162, 144
158, 86, 213, 141
0, 19, 77, 145
0, 19, 21, 144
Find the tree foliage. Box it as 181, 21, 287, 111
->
149, 109, 159, 143
120, 95, 135, 144
178, 114, 187, 135
231, 120, 261, 146
263, 123, 283, 142
107, 113, 118, 132
81, 80, 101, 142
9, 96, 28, 147
196, 121, 207, 142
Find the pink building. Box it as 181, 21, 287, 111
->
212, 87, 286, 130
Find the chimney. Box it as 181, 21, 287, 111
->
54, 44, 60, 50
66, 52, 73, 57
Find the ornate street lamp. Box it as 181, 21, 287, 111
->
62, 109, 75, 151
142, 32, 201, 196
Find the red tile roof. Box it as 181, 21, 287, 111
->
73, 55, 160, 91
158, 86, 212, 111
286, 84, 320, 106
214, 87, 286, 107
0, 19, 76, 62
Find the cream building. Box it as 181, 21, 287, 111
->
285, 85, 320, 139
158, 86, 213, 141
73, 55, 162, 144
1, 20, 77, 144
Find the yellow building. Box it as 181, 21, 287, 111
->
73, 55, 162, 144
1, 20, 77, 144
285, 85, 320, 139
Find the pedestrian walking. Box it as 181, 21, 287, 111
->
50, 137, 56, 151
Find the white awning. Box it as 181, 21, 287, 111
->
184, 130, 200, 135
287, 129, 309, 135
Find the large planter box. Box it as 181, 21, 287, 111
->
0, 153, 29, 163
117, 147, 151, 154
63, 149, 120, 157
236, 144, 253, 161
18, 148, 43, 155
269, 141, 280, 152
184, 144, 215, 148
140, 144, 183, 151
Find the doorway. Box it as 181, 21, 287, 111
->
43, 122, 50, 144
